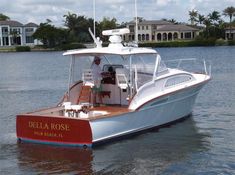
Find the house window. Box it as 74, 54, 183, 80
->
132, 35, 134, 40
26, 36, 34, 43
142, 34, 145, 41
10, 28, 21, 34
2, 37, 9, 45
2, 27, 8, 35
138, 26, 140, 30
181, 33, 184, 39
146, 26, 148, 30
142, 26, 144, 30
129, 25, 134, 33
152, 35, 155, 40
25, 28, 34, 32
185, 32, 192, 39
146, 34, 149, 41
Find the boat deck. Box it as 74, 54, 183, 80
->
88, 105, 133, 120
26, 105, 133, 121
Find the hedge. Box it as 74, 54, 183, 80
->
15, 46, 31, 52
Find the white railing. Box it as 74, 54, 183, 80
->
164, 58, 211, 76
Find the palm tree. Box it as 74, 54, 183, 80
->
203, 17, 212, 38
189, 9, 198, 25
223, 6, 235, 39
208, 11, 221, 26
198, 14, 205, 26
63, 12, 79, 36
169, 18, 178, 24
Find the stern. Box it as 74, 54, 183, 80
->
16, 114, 92, 147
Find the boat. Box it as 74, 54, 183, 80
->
16, 28, 211, 147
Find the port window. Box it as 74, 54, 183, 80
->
165, 75, 193, 87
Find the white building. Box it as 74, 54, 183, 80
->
0, 20, 40, 47
125, 19, 199, 42
225, 27, 235, 40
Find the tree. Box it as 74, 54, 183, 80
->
189, 9, 198, 25
208, 11, 221, 26
223, 6, 235, 39
33, 22, 67, 47
198, 14, 205, 26
0, 13, 10, 21
203, 18, 212, 38
63, 12, 93, 42
169, 18, 177, 24
63, 12, 79, 37
99, 17, 118, 31
98, 17, 118, 41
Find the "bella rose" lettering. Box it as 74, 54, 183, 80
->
29, 121, 70, 131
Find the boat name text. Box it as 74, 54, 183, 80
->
28, 121, 70, 131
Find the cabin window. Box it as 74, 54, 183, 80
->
165, 75, 193, 87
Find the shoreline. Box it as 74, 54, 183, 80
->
0, 40, 234, 52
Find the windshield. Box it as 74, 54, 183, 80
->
130, 54, 157, 89
69, 53, 158, 94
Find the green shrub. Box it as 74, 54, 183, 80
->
228, 40, 235, 46
55, 43, 86, 50
138, 39, 218, 48
15, 46, 31, 52
215, 38, 227, 46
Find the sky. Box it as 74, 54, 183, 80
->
0, 0, 234, 26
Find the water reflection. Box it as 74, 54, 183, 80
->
16, 117, 210, 174
17, 144, 93, 174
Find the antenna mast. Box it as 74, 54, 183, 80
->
93, 0, 96, 38
135, 0, 138, 43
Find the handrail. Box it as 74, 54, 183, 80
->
164, 58, 211, 76
134, 65, 138, 92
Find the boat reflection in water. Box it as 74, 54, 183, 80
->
17, 117, 210, 174
17, 144, 93, 174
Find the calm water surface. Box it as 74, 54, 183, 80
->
0, 46, 234, 174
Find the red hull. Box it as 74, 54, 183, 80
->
16, 115, 92, 147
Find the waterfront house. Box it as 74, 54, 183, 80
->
0, 20, 40, 47
225, 27, 235, 40
125, 19, 199, 42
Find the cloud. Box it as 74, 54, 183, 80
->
0, 0, 234, 26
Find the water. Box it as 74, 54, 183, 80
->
0, 46, 234, 174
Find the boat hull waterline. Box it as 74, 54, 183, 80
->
17, 83, 206, 147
